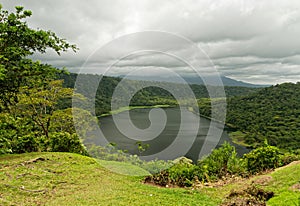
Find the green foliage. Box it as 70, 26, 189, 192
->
50, 107, 98, 141
0, 112, 38, 154
244, 143, 280, 174
198, 82, 300, 151
144, 157, 198, 187
227, 150, 247, 175
0, 5, 90, 156
167, 158, 197, 187
148, 142, 245, 186
11, 134, 39, 154
226, 82, 300, 150
198, 142, 245, 180
87, 144, 173, 174
41, 132, 88, 156
279, 152, 300, 166
0, 6, 77, 110
147, 143, 289, 187
135, 141, 150, 154
60, 73, 259, 116
16, 80, 74, 137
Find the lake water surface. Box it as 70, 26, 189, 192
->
99, 107, 249, 162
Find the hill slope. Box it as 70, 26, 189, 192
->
1, 152, 300, 206
226, 82, 300, 150
0, 153, 218, 206
60, 73, 260, 115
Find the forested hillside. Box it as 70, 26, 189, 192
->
226, 82, 300, 151
60, 73, 260, 115
198, 82, 300, 151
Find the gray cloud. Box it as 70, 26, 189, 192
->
2, 0, 300, 84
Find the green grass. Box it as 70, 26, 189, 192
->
264, 163, 300, 205
97, 160, 150, 176
228, 131, 251, 147
1, 152, 299, 206
0, 153, 220, 206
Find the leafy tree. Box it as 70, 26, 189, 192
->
50, 107, 99, 141
16, 80, 73, 137
0, 5, 77, 111
0, 5, 91, 155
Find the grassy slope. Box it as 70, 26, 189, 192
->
264, 162, 300, 205
1, 153, 299, 206
0, 153, 218, 206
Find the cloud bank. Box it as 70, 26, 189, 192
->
2, 0, 300, 84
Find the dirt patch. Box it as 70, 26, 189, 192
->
252, 175, 273, 186
290, 183, 300, 192
221, 184, 274, 206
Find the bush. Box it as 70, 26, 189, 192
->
167, 157, 197, 187
244, 143, 280, 174
0, 136, 12, 154
12, 134, 39, 153
197, 142, 244, 181
42, 132, 88, 156
0, 113, 38, 154
146, 143, 246, 187
227, 150, 247, 176
145, 157, 197, 187
279, 152, 300, 166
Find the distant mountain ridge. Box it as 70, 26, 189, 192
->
118, 75, 269, 88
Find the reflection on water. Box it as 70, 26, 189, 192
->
99, 107, 249, 162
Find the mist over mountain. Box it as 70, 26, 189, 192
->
118, 75, 269, 88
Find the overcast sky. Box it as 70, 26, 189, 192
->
2, 0, 300, 84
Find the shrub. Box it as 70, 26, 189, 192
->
244, 143, 280, 174
279, 152, 300, 166
147, 143, 246, 187
0, 136, 12, 154
167, 158, 197, 187
12, 134, 39, 153
145, 157, 197, 187
42, 132, 88, 156
197, 142, 243, 181
227, 150, 247, 176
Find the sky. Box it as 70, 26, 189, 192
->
2, 0, 300, 84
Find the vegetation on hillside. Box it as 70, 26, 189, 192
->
1, 151, 300, 206
227, 82, 300, 151
0, 5, 92, 155
1, 5, 300, 206
198, 82, 300, 151
60, 73, 260, 116
0, 152, 221, 206
145, 141, 298, 186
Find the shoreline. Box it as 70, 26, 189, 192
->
187, 106, 227, 125
187, 107, 251, 148
98, 104, 176, 118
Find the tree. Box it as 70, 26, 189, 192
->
0, 5, 77, 111
0, 5, 89, 155
16, 80, 73, 138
